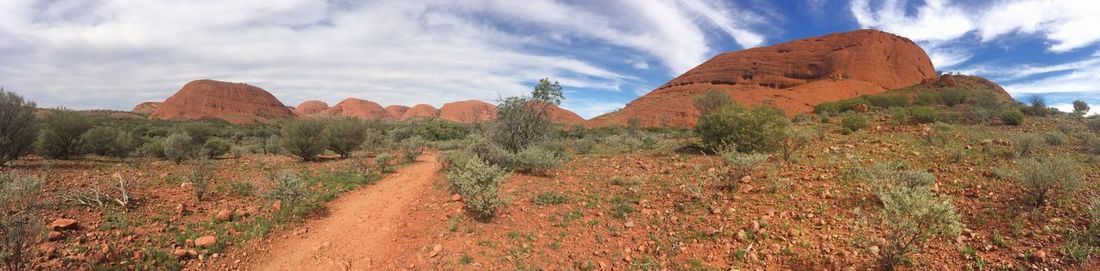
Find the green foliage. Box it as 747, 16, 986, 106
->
1043, 131, 1068, 146
1073, 100, 1091, 116
0, 173, 42, 271
188, 158, 214, 201
281, 119, 329, 161
531, 78, 565, 106
718, 145, 768, 191
375, 152, 394, 173
177, 122, 216, 145
202, 138, 231, 159
1000, 109, 1025, 126
266, 171, 308, 204
854, 162, 936, 196
1013, 133, 1039, 157
780, 129, 810, 162
1083, 133, 1100, 155
533, 191, 568, 206
323, 117, 366, 158
841, 114, 870, 132
866, 94, 911, 108
814, 98, 869, 114
914, 92, 939, 106
910, 106, 937, 124
1024, 95, 1049, 116
81, 127, 140, 158
401, 136, 427, 162
877, 185, 961, 270
468, 135, 562, 175
444, 151, 509, 222
692, 89, 733, 115
38, 109, 93, 159
1088, 117, 1100, 133
164, 132, 196, 164
695, 104, 790, 152
138, 137, 167, 158
1006, 157, 1082, 208
229, 181, 256, 197
490, 98, 555, 153
0, 89, 38, 166
939, 88, 967, 106
573, 137, 595, 155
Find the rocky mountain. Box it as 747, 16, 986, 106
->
439, 100, 497, 123
294, 100, 330, 115
149, 79, 295, 124
384, 105, 410, 120
588, 29, 938, 127
322, 98, 388, 119
402, 104, 439, 120
131, 102, 161, 115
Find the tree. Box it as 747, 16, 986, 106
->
178, 122, 216, 145
38, 108, 93, 159
323, 117, 367, 159
202, 138, 231, 159
1073, 100, 1090, 116
488, 78, 562, 153
81, 127, 119, 156
164, 132, 196, 164
0, 89, 38, 166
281, 119, 328, 161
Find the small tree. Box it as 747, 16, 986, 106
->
38, 108, 93, 159
401, 136, 427, 162
1074, 100, 1091, 116
1009, 157, 1082, 208
323, 117, 366, 159
164, 132, 196, 164
0, 173, 42, 271
188, 158, 214, 201
780, 129, 810, 162
281, 119, 329, 161
695, 104, 790, 152
878, 185, 961, 270
0, 89, 38, 166
692, 89, 733, 115
202, 138, 231, 159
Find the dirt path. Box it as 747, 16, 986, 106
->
245, 152, 442, 270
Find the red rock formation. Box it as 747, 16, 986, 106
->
439, 100, 497, 123
322, 98, 387, 119
401, 104, 439, 120
150, 80, 295, 124
295, 100, 329, 115
131, 102, 161, 115
384, 105, 410, 120
528, 102, 585, 125
587, 29, 938, 127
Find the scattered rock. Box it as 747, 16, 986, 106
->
429, 244, 443, 257
215, 209, 233, 222
195, 236, 217, 248
450, 194, 462, 202
47, 231, 64, 241
50, 218, 78, 231
1031, 250, 1047, 263
173, 249, 197, 259
624, 220, 635, 228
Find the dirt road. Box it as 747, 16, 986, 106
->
247, 152, 442, 270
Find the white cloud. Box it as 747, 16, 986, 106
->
0, 0, 770, 116
977, 0, 1100, 52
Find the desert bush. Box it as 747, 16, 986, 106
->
915, 92, 939, 106
401, 136, 427, 162
488, 80, 560, 152
60, 175, 132, 210
177, 122, 216, 145
910, 106, 937, 124
1074, 100, 1091, 116
696, 104, 790, 152
281, 119, 329, 161
1000, 109, 1025, 126
973, 91, 1004, 111
1013, 133, 1039, 157
202, 138, 231, 159
840, 114, 869, 133
1044, 132, 1068, 146
444, 152, 509, 222
573, 137, 595, 154
718, 145, 768, 191
262, 135, 282, 155
780, 129, 810, 162
854, 162, 936, 196
533, 191, 568, 206
80, 127, 140, 158
1023, 95, 1049, 116
693, 89, 733, 115
1006, 157, 1082, 208
1088, 117, 1100, 133
877, 185, 962, 270
512, 144, 563, 175
230, 145, 248, 160
1083, 133, 1100, 155
0, 173, 42, 271
939, 88, 967, 106
814, 97, 870, 114
138, 138, 167, 158
38, 109, 93, 159
267, 171, 307, 204
188, 158, 214, 201
0, 89, 38, 166
164, 132, 196, 164
323, 117, 366, 159
866, 94, 911, 108
375, 152, 394, 173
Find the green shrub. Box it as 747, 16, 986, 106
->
38, 109, 93, 159
488, 78, 562, 153
910, 106, 937, 124
401, 136, 427, 162
866, 94, 911, 108
177, 122, 216, 145
138, 138, 167, 158
188, 158, 214, 201
0, 89, 38, 166
202, 138, 232, 159
81, 127, 140, 158
0, 173, 42, 271
889, 108, 911, 125
814, 98, 869, 114
1088, 117, 1100, 133
780, 129, 810, 162
262, 135, 282, 155
512, 144, 563, 175
267, 171, 307, 204
229, 181, 256, 197
445, 151, 509, 222
164, 132, 196, 164
533, 191, 568, 206
841, 114, 869, 132
693, 89, 733, 115
1007, 157, 1082, 207
1044, 132, 1068, 146
718, 145, 768, 191
573, 137, 595, 154
281, 119, 329, 161
855, 162, 936, 197
323, 117, 366, 159
696, 104, 790, 152
1024, 95, 1049, 116
375, 152, 394, 173
1013, 133, 1039, 157
939, 89, 967, 106
877, 185, 961, 270
914, 92, 939, 106
1083, 133, 1100, 155
1000, 109, 1025, 126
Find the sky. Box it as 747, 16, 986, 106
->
1, 0, 1098, 118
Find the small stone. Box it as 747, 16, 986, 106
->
429, 244, 443, 257
47, 231, 64, 241
273, 200, 283, 211
624, 220, 635, 228
450, 194, 462, 202
294, 228, 308, 236
50, 219, 78, 231
750, 220, 761, 232
1031, 250, 1047, 263
215, 210, 233, 222
195, 236, 217, 248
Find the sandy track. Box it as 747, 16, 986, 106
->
248, 152, 441, 271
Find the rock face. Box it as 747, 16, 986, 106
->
150, 80, 295, 124
322, 98, 387, 119
295, 100, 329, 115
529, 102, 585, 125
588, 29, 937, 127
401, 104, 439, 119
384, 105, 410, 120
131, 102, 161, 115
439, 100, 497, 123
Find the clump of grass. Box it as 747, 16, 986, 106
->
533, 191, 568, 206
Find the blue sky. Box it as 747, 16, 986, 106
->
1, 0, 1098, 118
